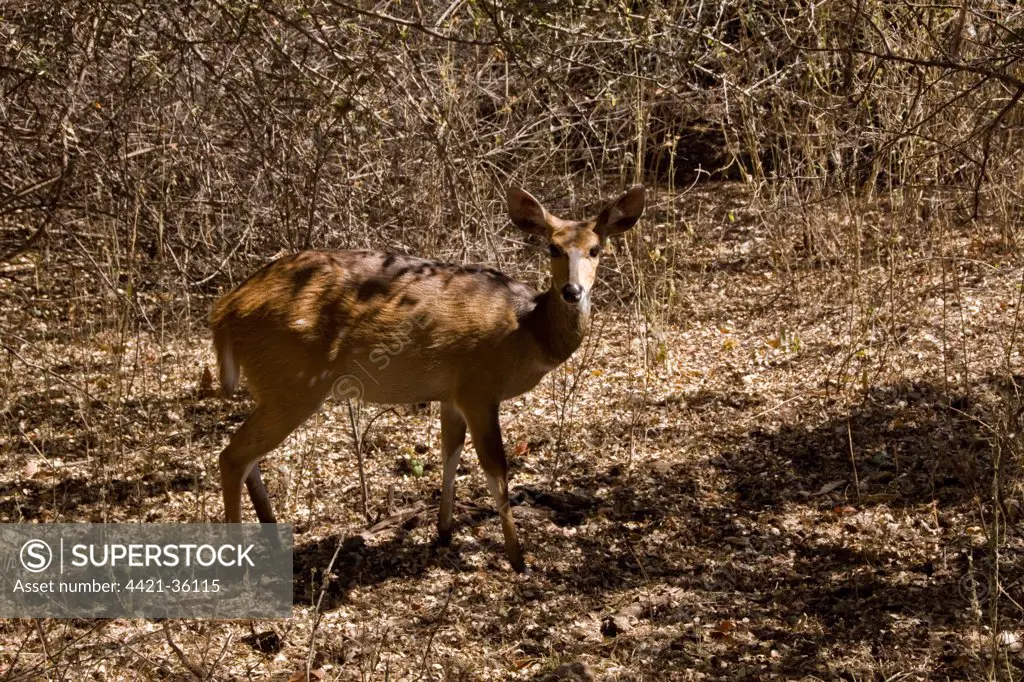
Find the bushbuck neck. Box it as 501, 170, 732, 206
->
529, 288, 591, 365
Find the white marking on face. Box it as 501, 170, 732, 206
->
567, 252, 585, 295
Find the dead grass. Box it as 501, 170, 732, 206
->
1, 184, 1023, 680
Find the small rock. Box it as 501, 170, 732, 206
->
999, 631, 1021, 652
601, 614, 632, 637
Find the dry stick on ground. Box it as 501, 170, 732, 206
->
845, 417, 861, 505
162, 622, 206, 680
986, 270, 1024, 678
364, 625, 393, 681
549, 311, 608, 486
344, 402, 401, 524
416, 581, 455, 679
345, 398, 371, 523
204, 631, 235, 682
31, 620, 51, 669
1, 339, 92, 402
1, 631, 45, 682
987, 436, 1005, 678
4, 620, 111, 682
304, 533, 348, 680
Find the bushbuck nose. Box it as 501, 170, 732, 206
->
561, 283, 582, 303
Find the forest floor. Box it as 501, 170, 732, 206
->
2, 183, 1024, 680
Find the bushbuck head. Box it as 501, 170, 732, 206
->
507, 185, 646, 308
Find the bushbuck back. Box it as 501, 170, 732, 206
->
210, 185, 646, 571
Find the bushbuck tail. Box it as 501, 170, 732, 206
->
210, 185, 646, 572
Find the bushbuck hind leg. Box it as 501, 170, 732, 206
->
220, 396, 325, 523
245, 464, 276, 523
462, 402, 525, 573
437, 401, 467, 545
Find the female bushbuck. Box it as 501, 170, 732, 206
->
210, 185, 646, 572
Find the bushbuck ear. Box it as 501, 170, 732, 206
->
596, 185, 646, 240
507, 187, 552, 238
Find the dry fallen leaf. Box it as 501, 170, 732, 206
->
711, 620, 736, 638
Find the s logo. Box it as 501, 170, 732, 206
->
20, 540, 52, 573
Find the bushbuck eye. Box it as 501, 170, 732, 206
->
589, 246, 601, 258
548, 244, 563, 258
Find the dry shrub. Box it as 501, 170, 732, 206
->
2, 2, 1024, 675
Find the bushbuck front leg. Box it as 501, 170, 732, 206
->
437, 401, 467, 545
462, 403, 525, 572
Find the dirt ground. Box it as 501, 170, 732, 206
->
2, 184, 1023, 680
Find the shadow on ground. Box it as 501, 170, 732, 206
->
4, 370, 1023, 678
288, 375, 1023, 679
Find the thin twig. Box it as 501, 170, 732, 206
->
162, 622, 205, 680
846, 418, 861, 505
416, 582, 455, 679
306, 532, 347, 680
